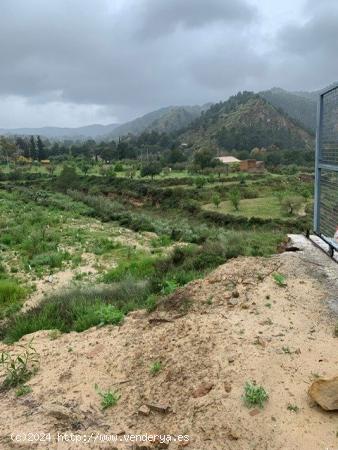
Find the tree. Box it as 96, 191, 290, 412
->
167, 148, 186, 164
56, 165, 79, 191
281, 195, 303, 216
29, 136, 37, 160
36, 136, 46, 161
229, 187, 241, 211
193, 149, 215, 170
140, 162, 162, 179
212, 193, 221, 208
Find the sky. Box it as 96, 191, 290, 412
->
0, 0, 337, 128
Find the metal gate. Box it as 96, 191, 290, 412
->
314, 83, 338, 255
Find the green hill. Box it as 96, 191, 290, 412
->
179, 91, 314, 153
259, 88, 317, 132
110, 105, 208, 138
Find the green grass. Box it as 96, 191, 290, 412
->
1, 282, 149, 343
273, 273, 287, 287
0, 340, 40, 390
0, 279, 26, 319
150, 361, 163, 376
95, 384, 120, 409
102, 253, 157, 282
243, 382, 269, 408
15, 385, 32, 397
204, 196, 298, 219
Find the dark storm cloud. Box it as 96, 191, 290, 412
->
0, 0, 336, 127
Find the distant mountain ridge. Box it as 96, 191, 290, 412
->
0, 105, 209, 140
108, 104, 210, 138
0, 123, 120, 139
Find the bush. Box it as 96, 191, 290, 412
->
102, 255, 156, 282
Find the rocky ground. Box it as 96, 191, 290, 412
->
0, 236, 338, 450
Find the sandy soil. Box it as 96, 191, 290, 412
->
0, 238, 338, 450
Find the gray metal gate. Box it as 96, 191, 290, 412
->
314, 83, 338, 254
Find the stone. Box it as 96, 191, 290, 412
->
224, 381, 232, 393
138, 405, 151, 416
228, 356, 235, 363
192, 382, 214, 398
146, 403, 170, 414
334, 322, 338, 337
228, 298, 238, 307
308, 376, 338, 410
249, 408, 260, 416
45, 403, 75, 421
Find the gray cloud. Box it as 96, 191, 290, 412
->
135, 0, 256, 38
275, 0, 338, 88
0, 0, 335, 127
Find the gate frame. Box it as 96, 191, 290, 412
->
313, 82, 338, 257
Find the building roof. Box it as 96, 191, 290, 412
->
216, 156, 241, 164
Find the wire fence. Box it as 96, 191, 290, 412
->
314, 84, 338, 250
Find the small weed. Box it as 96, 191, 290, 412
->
287, 403, 299, 413
48, 329, 61, 340
265, 303, 272, 308
243, 381, 269, 408
15, 385, 32, 397
334, 321, 338, 337
150, 361, 163, 376
145, 294, 157, 313
206, 296, 213, 305
311, 372, 321, 380
282, 346, 291, 354
0, 339, 40, 390
273, 273, 287, 287
95, 384, 120, 410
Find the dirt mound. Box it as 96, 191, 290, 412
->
0, 249, 338, 450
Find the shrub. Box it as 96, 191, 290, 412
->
29, 251, 70, 269
102, 255, 156, 283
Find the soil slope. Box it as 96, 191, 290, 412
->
0, 240, 338, 450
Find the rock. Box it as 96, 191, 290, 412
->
228, 298, 238, 307
45, 403, 76, 421
228, 356, 235, 363
249, 408, 260, 416
224, 381, 232, 393
308, 376, 338, 410
255, 337, 267, 348
146, 403, 170, 414
192, 382, 214, 398
227, 430, 239, 440
138, 405, 151, 416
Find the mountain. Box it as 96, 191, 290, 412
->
109, 105, 209, 138
0, 105, 208, 140
259, 88, 317, 132
0, 123, 119, 139
180, 91, 314, 152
